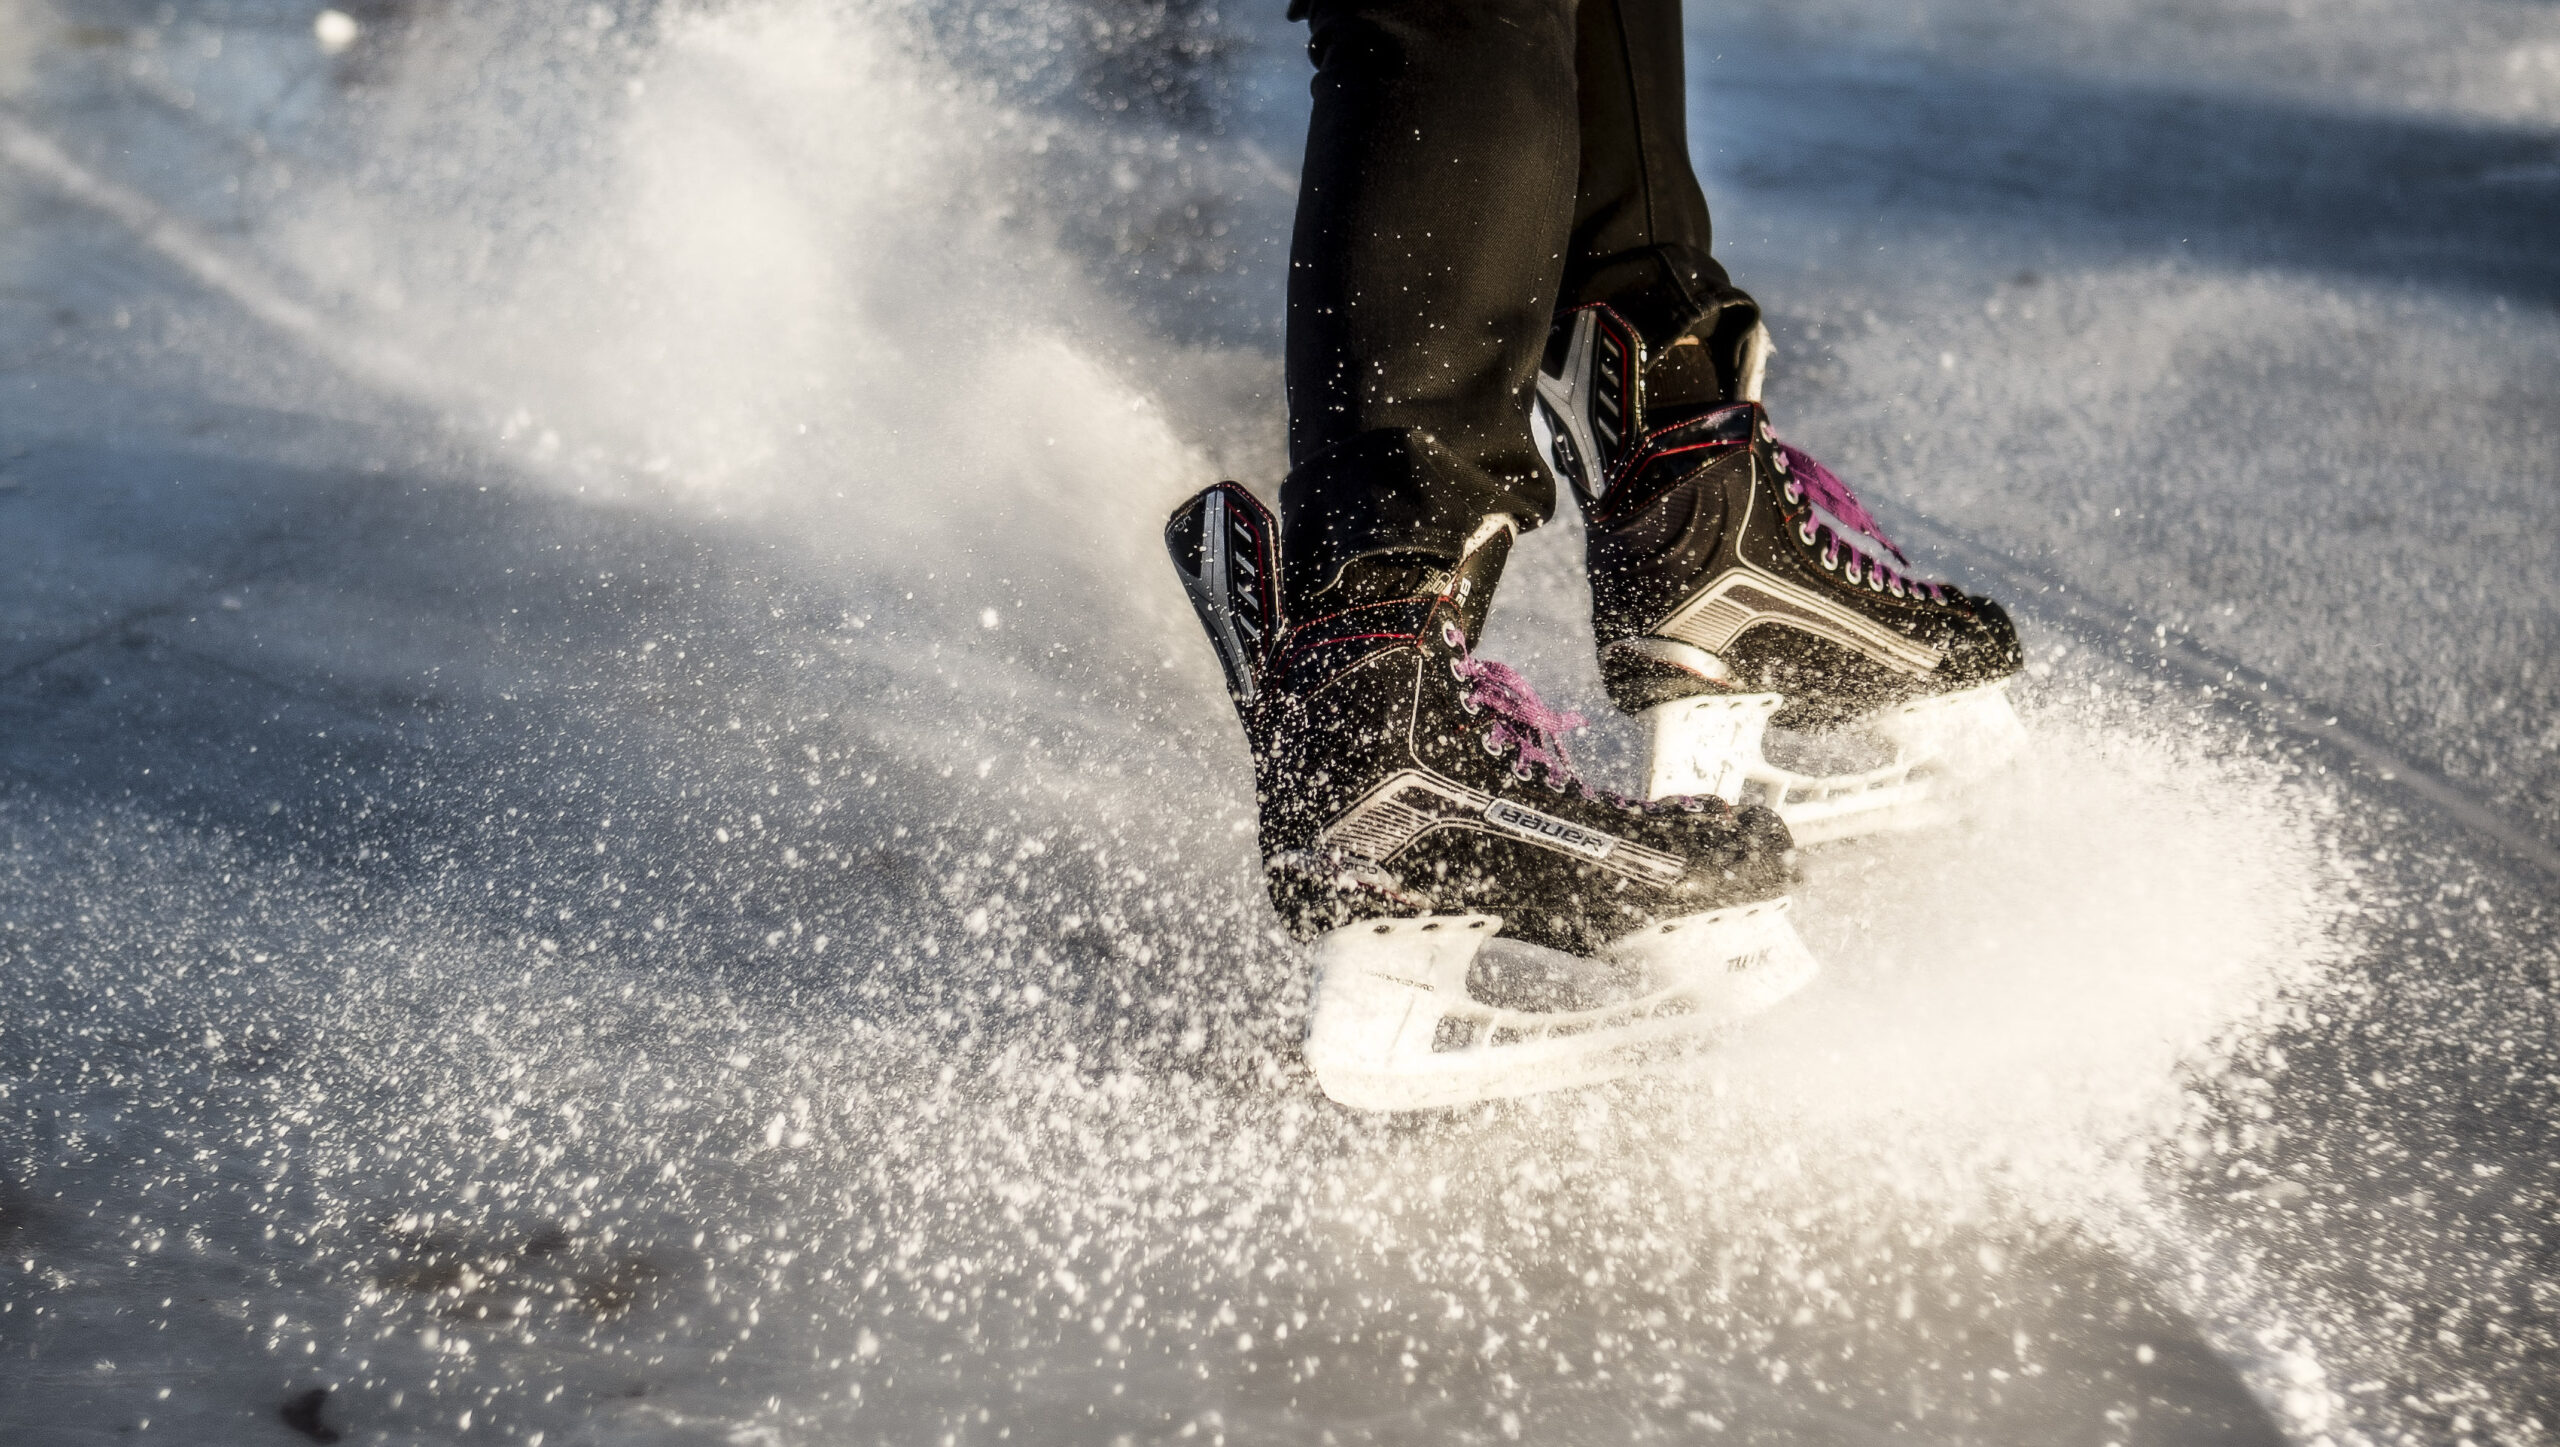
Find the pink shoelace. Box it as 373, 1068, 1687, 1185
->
1775, 441, 1948, 603
1445, 633, 1712, 812
1457, 654, 1586, 782
1777, 443, 1904, 561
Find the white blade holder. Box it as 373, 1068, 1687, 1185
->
1301, 901, 1818, 1112
1640, 680, 2026, 844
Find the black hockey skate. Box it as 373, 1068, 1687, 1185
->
1167, 482, 1815, 1110
1534, 303, 2027, 843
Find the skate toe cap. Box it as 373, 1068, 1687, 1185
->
1938, 592, 2025, 683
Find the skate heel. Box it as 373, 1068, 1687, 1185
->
1302, 903, 1817, 1112
1165, 482, 1282, 707
1642, 681, 2025, 845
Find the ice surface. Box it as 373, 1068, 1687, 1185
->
2, 0, 2555, 1443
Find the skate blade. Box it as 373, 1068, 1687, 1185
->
1300, 902, 1818, 1112
1642, 681, 2024, 845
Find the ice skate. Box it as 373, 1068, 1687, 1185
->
1166, 482, 1816, 1111
1534, 303, 2027, 843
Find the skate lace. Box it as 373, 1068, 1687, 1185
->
1457, 657, 1584, 779
1452, 649, 1712, 813
1773, 440, 1950, 603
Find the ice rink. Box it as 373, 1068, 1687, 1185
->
2, 0, 2555, 1441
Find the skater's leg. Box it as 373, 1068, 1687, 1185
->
1173, 0, 1814, 1108
1563, 0, 1759, 405
1529, 0, 2025, 833
1282, 0, 1580, 612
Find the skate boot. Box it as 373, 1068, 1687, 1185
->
1166, 481, 1815, 1111
1533, 303, 2027, 843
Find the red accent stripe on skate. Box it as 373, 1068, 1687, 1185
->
1270, 632, 1421, 674
1288, 597, 1429, 636
1630, 400, 1764, 452
1588, 435, 1751, 524
1634, 441, 1746, 470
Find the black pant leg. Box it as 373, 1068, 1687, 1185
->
1562, 0, 1757, 363
1280, 0, 1580, 606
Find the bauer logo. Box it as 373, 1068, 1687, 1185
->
1481, 799, 1618, 861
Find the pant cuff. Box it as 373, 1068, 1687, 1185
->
1279, 429, 1506, 612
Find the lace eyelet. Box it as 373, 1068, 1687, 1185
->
1513, 764, 1536, 782
1771, 449, 1790, 475
1448, 657, 1468, 682
1783, 481, 1804, 505
1842, 556, 1862, 584
1867, 567, 1887, 592
1798, 521, 1818, 545
1888, 577, 1908, 598
1483, 733, 1508, 757
1440, 621, 1465, 648
1460, 696, 1482, 715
